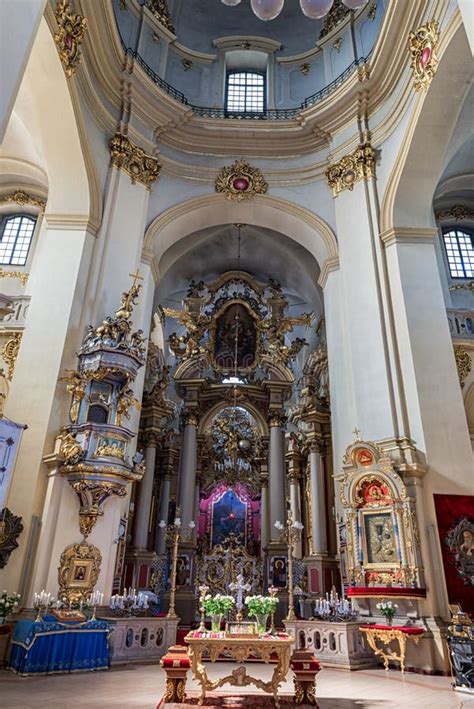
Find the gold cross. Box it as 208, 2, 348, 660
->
353, 427, 361, 441
129, 270, 143, 288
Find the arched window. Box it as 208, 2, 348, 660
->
443, 228, 474, 278
0, 215, 37, 266
225, 71, 265, 115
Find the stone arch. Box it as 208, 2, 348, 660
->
380, 17, 472, 232
198, 400, 269, 438
1, 18, 101, 230
143, 193, 338, 277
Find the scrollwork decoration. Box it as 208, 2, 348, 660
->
54, 0, 88, 78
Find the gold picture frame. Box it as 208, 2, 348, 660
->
58, 541, 102, 603
360, 508, 400, 569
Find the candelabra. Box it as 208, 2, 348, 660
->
33, 590, 55, 622
158, 506, 195, 620
88, 590, 104, 620
268, 585, 278, 633
109, 588, 149, 616
313, 588, 357, 622
198, 584, 210, 632
275, 509, 304, 621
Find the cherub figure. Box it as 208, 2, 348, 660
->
60, 370, 86, 424
116, 387, 141, 426
130, 329, 147, 357
58, 428, 84, 464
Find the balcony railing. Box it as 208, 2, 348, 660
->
448, 309, 474, 340
122, 43, 370, 121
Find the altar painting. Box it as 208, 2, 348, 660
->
213, 303, 256, 370
361, 509, 399, 567
211, 488, 247, 547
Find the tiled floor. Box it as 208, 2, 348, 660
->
0, 663, 472, 709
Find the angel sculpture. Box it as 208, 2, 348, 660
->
115, 284, 141, 320
130, 329, 147, 357
60, 370, 87, 424
58, 428, 84, 465
162, 306, 210, 361
116, 387, 141, 426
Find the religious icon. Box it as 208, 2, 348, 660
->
176, 555, 190, 586
356, 448, 374, 467
74, 565, 86, 581
444, 515, 474, 588
213, 303, 257, 370
362, 511, 398, 566
211, 489, 247, 547
271, 557, 287, 588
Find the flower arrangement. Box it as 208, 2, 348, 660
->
0, 591, 20, 624
376, 600, 398, 624
245, 595, 279, 616
202, 594, 235, 616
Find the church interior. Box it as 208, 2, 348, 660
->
0, 0, 473, 707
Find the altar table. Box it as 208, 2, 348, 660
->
359, 624, 424, 673
8, 616, 110, 676
184, 631, 294, 707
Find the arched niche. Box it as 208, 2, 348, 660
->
198, 399, 268, 438
143, 194, 338, 277
381, 20, 472, 232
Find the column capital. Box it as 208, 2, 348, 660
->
183, 409, 200, 426
268, 411, 286, 428
144, 431, 159, 448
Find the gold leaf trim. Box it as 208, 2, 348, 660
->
0, 268, 29, 286
408, 20, 439, 92
54, 0, 88, 78
325, 142, 376, 196
0, 190, 46, 213
109, 132, 162, 189
1, 332, 22, 380
215, 160, 268, 202
454, 345, 471, 388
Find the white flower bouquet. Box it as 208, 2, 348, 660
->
376, 600, 398, 622
0, 591, 20, 624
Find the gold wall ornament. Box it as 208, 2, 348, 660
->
333, 37, 343, 53
148, 0, 175, 34
449, 281, 474, 293
300, 62, 311, 76
0, 268, 29, 286
454, 346, 471, 388
0, 190, 46, 213
325, 141, 376, 197
408, 20, 439, 92
109, 132, 161, 189
58, 541, 102, 604
215, 160, 268, 202
1, 332, 22, 381
319, 0, 350, 39
69, 479, 128, 537
436, 204, 474, 221
368, 3, 377, 21
182, 58, 193, 71
54, 0, 88, 78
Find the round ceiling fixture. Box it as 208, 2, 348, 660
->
221, 0, 242, 5
250, 0, 285, 21
299, 0, 334, 19
341, 0, 369, 9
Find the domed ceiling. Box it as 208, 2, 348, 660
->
169, 0, 327, 56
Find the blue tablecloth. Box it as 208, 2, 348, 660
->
8, 616, 110, 675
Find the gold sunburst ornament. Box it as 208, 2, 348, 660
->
215, 160, 268, 202
54, 0, 88, 78
408, 20, 439, 91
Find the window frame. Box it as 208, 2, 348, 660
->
442, 227, 474, 280
225, 70, 267, 116
0, 213, 37, 267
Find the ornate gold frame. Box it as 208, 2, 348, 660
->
208, 299, 261, 374
58, 541, 102, 603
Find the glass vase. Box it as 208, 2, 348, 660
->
211, 614, 223, 632
385, 615, 393, 626
255, 612, 269, 636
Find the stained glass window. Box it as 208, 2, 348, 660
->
443, 229, 474, 278
0, 215, 36, 266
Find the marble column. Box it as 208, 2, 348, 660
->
260, 474, 269, 553
309, 442, 328, 555
289, 473, 302, 558
269, 414, 287, 541
177, 412, 198, 528
155, 474, 171, 555
134, 433, 158, 549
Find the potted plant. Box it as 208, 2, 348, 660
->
202, 594, 235, 632
376, 600, 398, 625
0, 591, 20, 667
245, 595, 279, 635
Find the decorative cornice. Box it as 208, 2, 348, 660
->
379, 227, 438, 247
0, 190, 46, 213
317, 256, 340, 289
435, 205, 474, 222
319, 0, 350, 40
215, 160, 268, 202
454, 346, 471, 388
408, 20, 440, 92
109, 132, 161, 189
325, 141, 376, 197
0, 268, 29, 287
54, 0, 88, 78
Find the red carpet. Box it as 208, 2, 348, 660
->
157, 693, 302, 707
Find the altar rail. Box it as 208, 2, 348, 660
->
104, 616, 178, 664
284, 619, 375, 670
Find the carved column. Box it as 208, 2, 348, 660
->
156, 474, 171, 555
309, 441, 327, 556
134, 432, 158, 549
177, 411, 199, 529
269, 413, 287, 541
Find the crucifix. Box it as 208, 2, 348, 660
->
352, 427, 361, 442
229, 573, 251, 621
